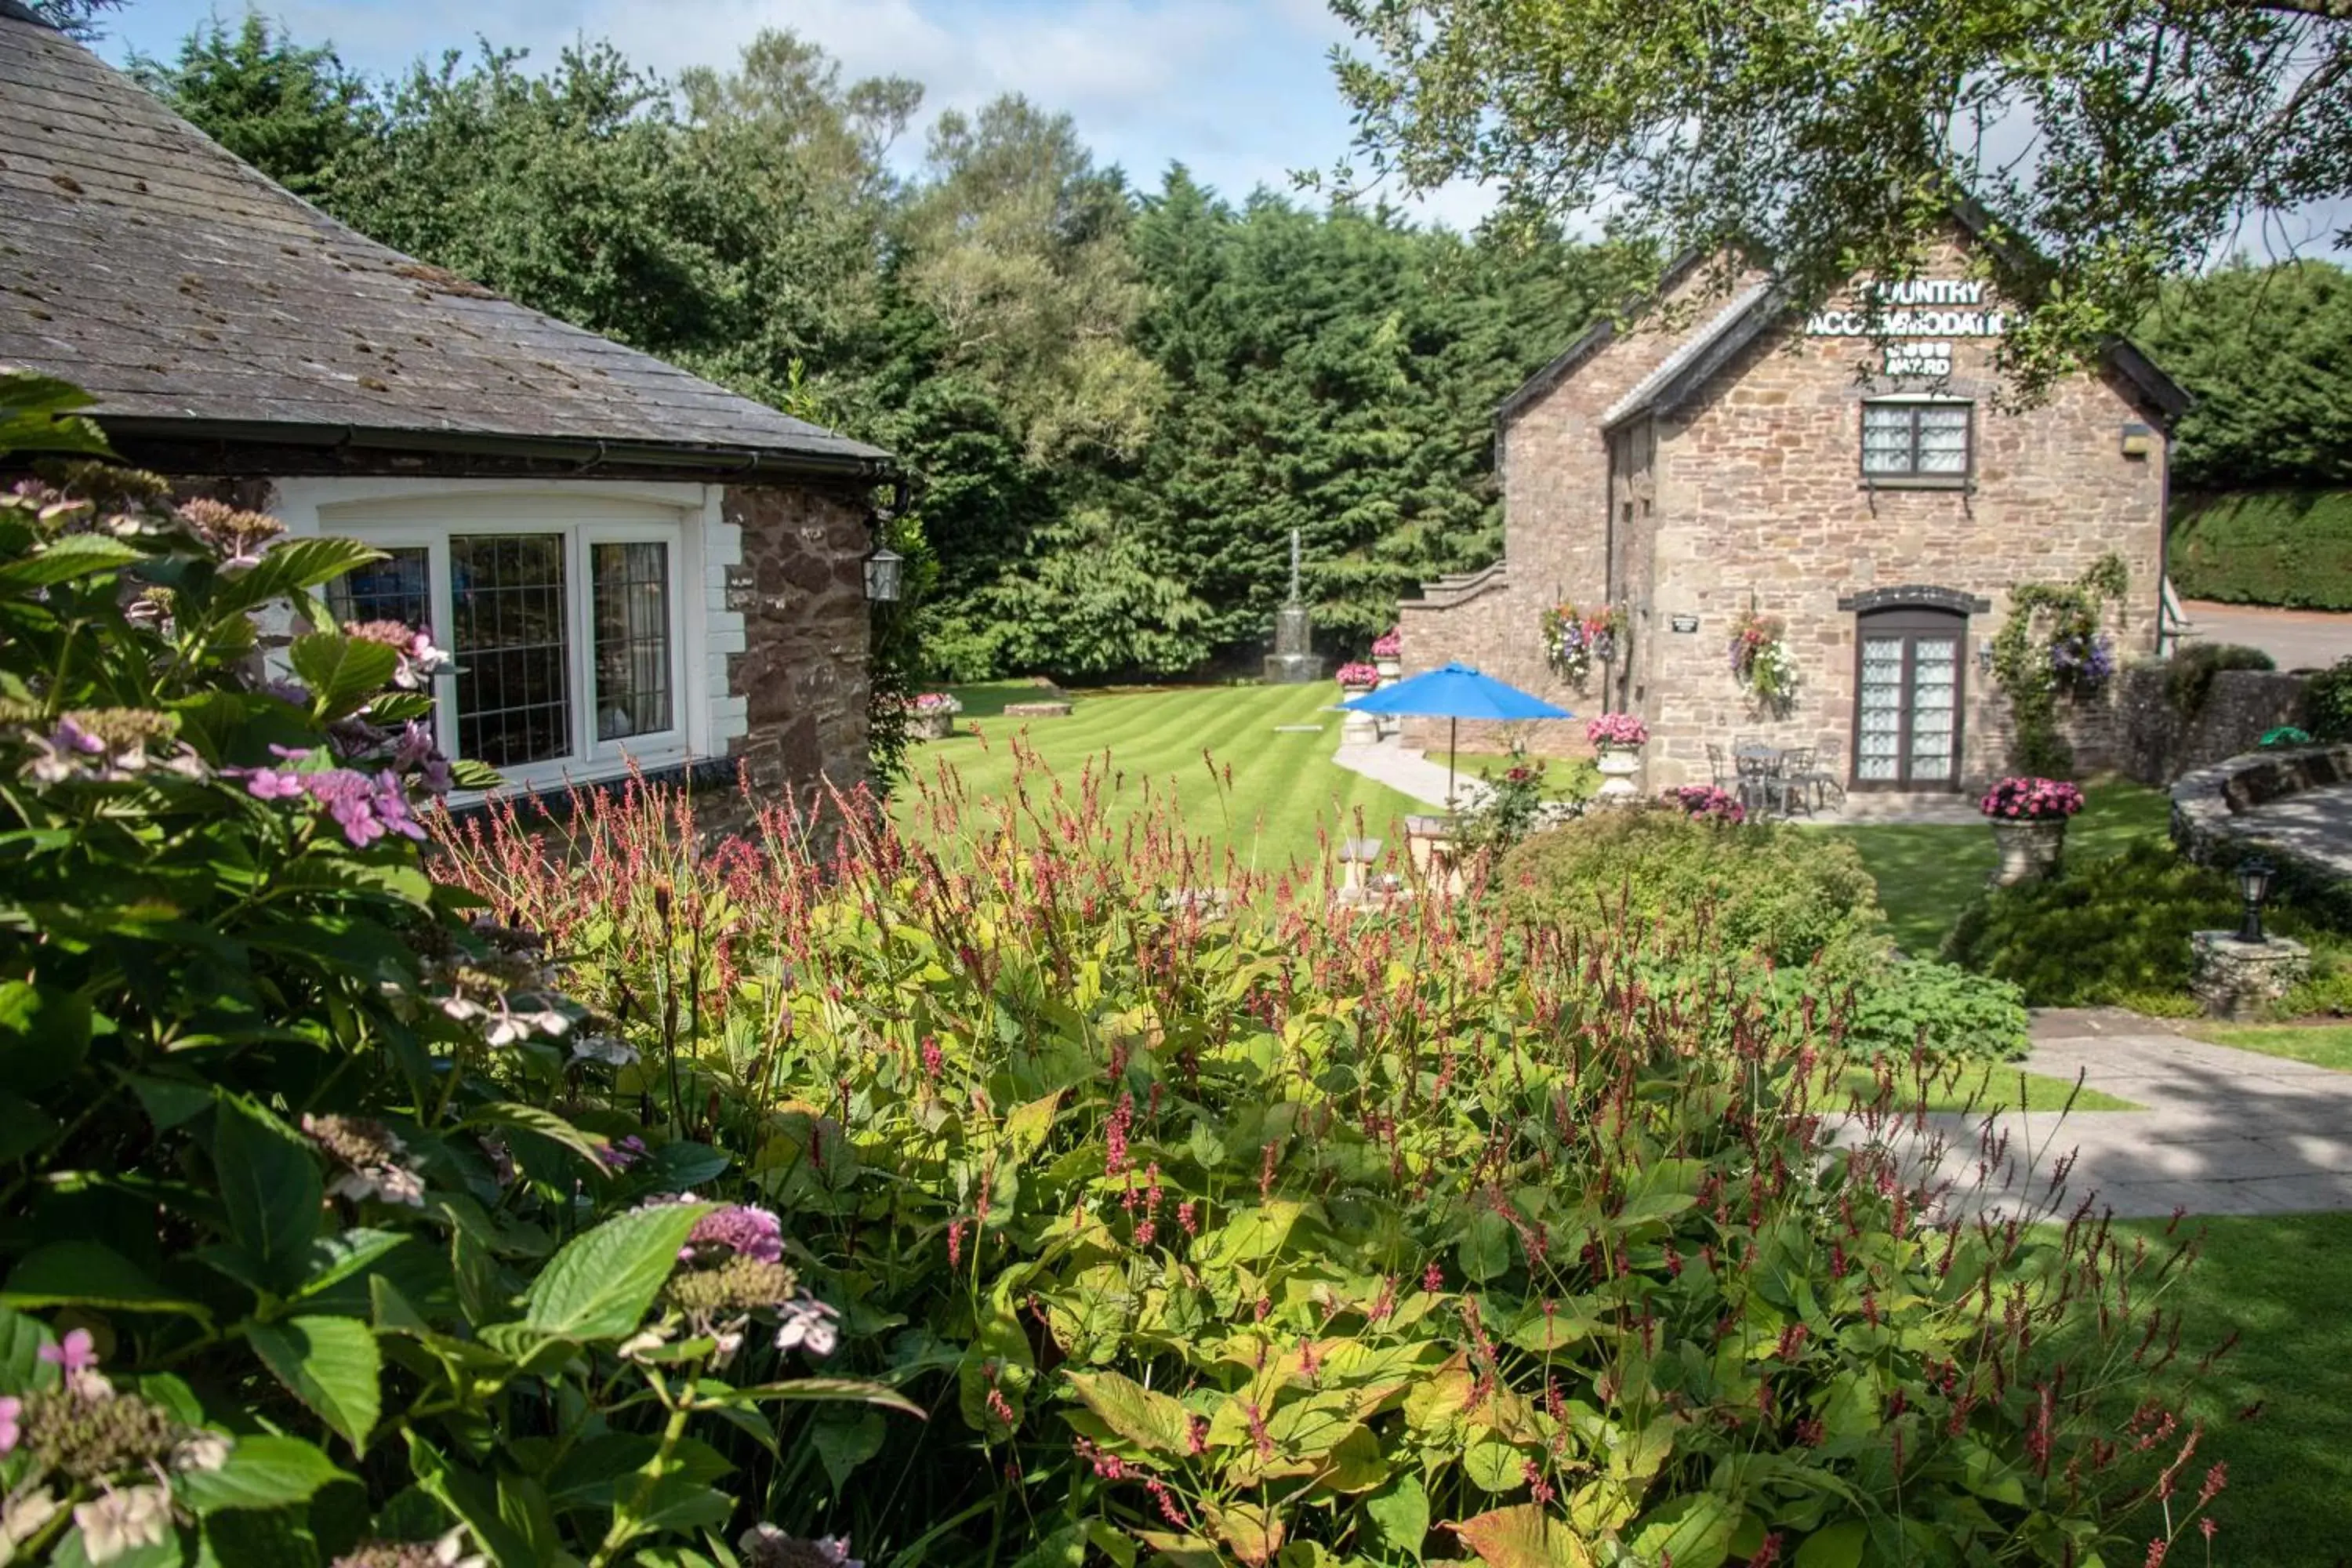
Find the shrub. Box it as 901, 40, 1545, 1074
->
1454, 751, 1558, 856
1839, 960, 2031, 1062
0, 374, 899, 1566
2163, 642, 2278, 721
2308, 654, 2352, 741
1944, 841, 2275, 1004
435, 765, 2221, 1567
1497, 806, 1882, 968
2168, 489, 2352, 612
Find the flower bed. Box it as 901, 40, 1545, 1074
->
1661, 782, 1747, 823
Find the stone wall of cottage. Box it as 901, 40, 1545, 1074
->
717, 481, 872, 825
1399, 249, 2169, 789
1634, 312, 2165, 793
1399, 268, 1737, 757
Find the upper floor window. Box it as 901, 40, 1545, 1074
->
1861, 399, 1972, 481
326, 514, 686, 785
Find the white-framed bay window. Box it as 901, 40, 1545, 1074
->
274, 482, 740, 793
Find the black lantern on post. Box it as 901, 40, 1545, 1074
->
2236, 855, 2276, 943
863, 543, 904, 604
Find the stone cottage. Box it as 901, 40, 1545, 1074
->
1398, 235, 2190, 795
0, 1, 893, 810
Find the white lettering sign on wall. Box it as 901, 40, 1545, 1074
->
1804, 281, 2005, 376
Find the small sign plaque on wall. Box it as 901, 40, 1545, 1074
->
1670, 614, 1700, 634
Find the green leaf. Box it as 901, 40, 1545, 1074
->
463, 1103, 609, 1170
247, 1315, 382, 1454
521, 1201, 710, 1342
715, 1377, 926, 1417
1628, 1493, 1737, 1568
809, 1409, 886, 1491
0, 1303, 58, 1396
295, 1229, 412, 1303
0, 1089, 58, 1163
1464, 1437, 1526, 1493
212, 1093, 324, 1289
0, 368, 113, 457
3, 1240, 211, 1319
1794, 1522, 1867, 1568
0, 532, 143, 592
1065, 1368, 1192, 1454
1454, 1210, 1515, 1281
289, 633, 399, 720
1446, 1503, 1591, 1568
1367, 1473, 1428, 1560
0, 980, 92, 1092
176, 1434, 351, 1513
123, 1072, 212, 1131
406, 1432, 537, 1568
211, 538, 385, 620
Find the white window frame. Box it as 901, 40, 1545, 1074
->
279, 484, 723, 799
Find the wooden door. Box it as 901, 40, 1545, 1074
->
1853, 608, 1965, 789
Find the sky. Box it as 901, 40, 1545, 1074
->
95, 0, 1507, 232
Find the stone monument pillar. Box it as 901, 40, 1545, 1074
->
1263, 530, 1326, 684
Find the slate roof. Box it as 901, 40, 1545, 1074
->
0, 5, 893, 477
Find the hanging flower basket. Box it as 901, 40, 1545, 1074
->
2046, 615, 2116, 698
1729, 608, 1798, 716
1540, 602, 1625, 690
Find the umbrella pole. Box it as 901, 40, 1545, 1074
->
1448, 717, 1458, 811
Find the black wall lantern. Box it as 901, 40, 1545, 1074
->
2236, 854, 2276, 943
863, 543, 904, 604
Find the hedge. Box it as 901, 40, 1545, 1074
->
2169, 488, 2352, 609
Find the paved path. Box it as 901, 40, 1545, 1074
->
1331, 732, 1490, 811
2183, 599, 2352, 673
1895, 1009, 2352, 1218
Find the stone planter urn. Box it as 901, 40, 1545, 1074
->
1341, 710, 1378, 746
1374, 657, 1402, 683
1594, 744, 1642, 800
909, 710, 955, 742
1987, 818, 2067, 885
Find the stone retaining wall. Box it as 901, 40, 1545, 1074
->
2171, 743, 2352, 925
2119, 663, 2310, 786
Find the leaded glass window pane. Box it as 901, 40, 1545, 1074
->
452, 535, 571, 768
593, 542, 673, 741
1861, 401, 1972, 479
328, 546, 430, 632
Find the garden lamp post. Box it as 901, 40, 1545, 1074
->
2236, 855, 2275, 943
864, 543, 904, 603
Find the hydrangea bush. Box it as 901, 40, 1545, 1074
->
0, 373, 903, 1566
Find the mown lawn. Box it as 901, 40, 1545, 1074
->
895, 681, 1424, 873
1833, 1061, 2138, 1112
2110, 1211, 2352, 1563
2183, 1022, 2352, 1072
1832, 780, 2175, 956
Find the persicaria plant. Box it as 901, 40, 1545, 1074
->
1980, 775, 2088, 821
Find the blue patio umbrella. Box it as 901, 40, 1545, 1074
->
1339, 661, 1573, 805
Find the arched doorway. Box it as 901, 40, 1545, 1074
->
1853, 605, 1966, 789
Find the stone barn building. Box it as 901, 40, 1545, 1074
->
1398, 238, 2190, 796
0, 1, 892, 814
